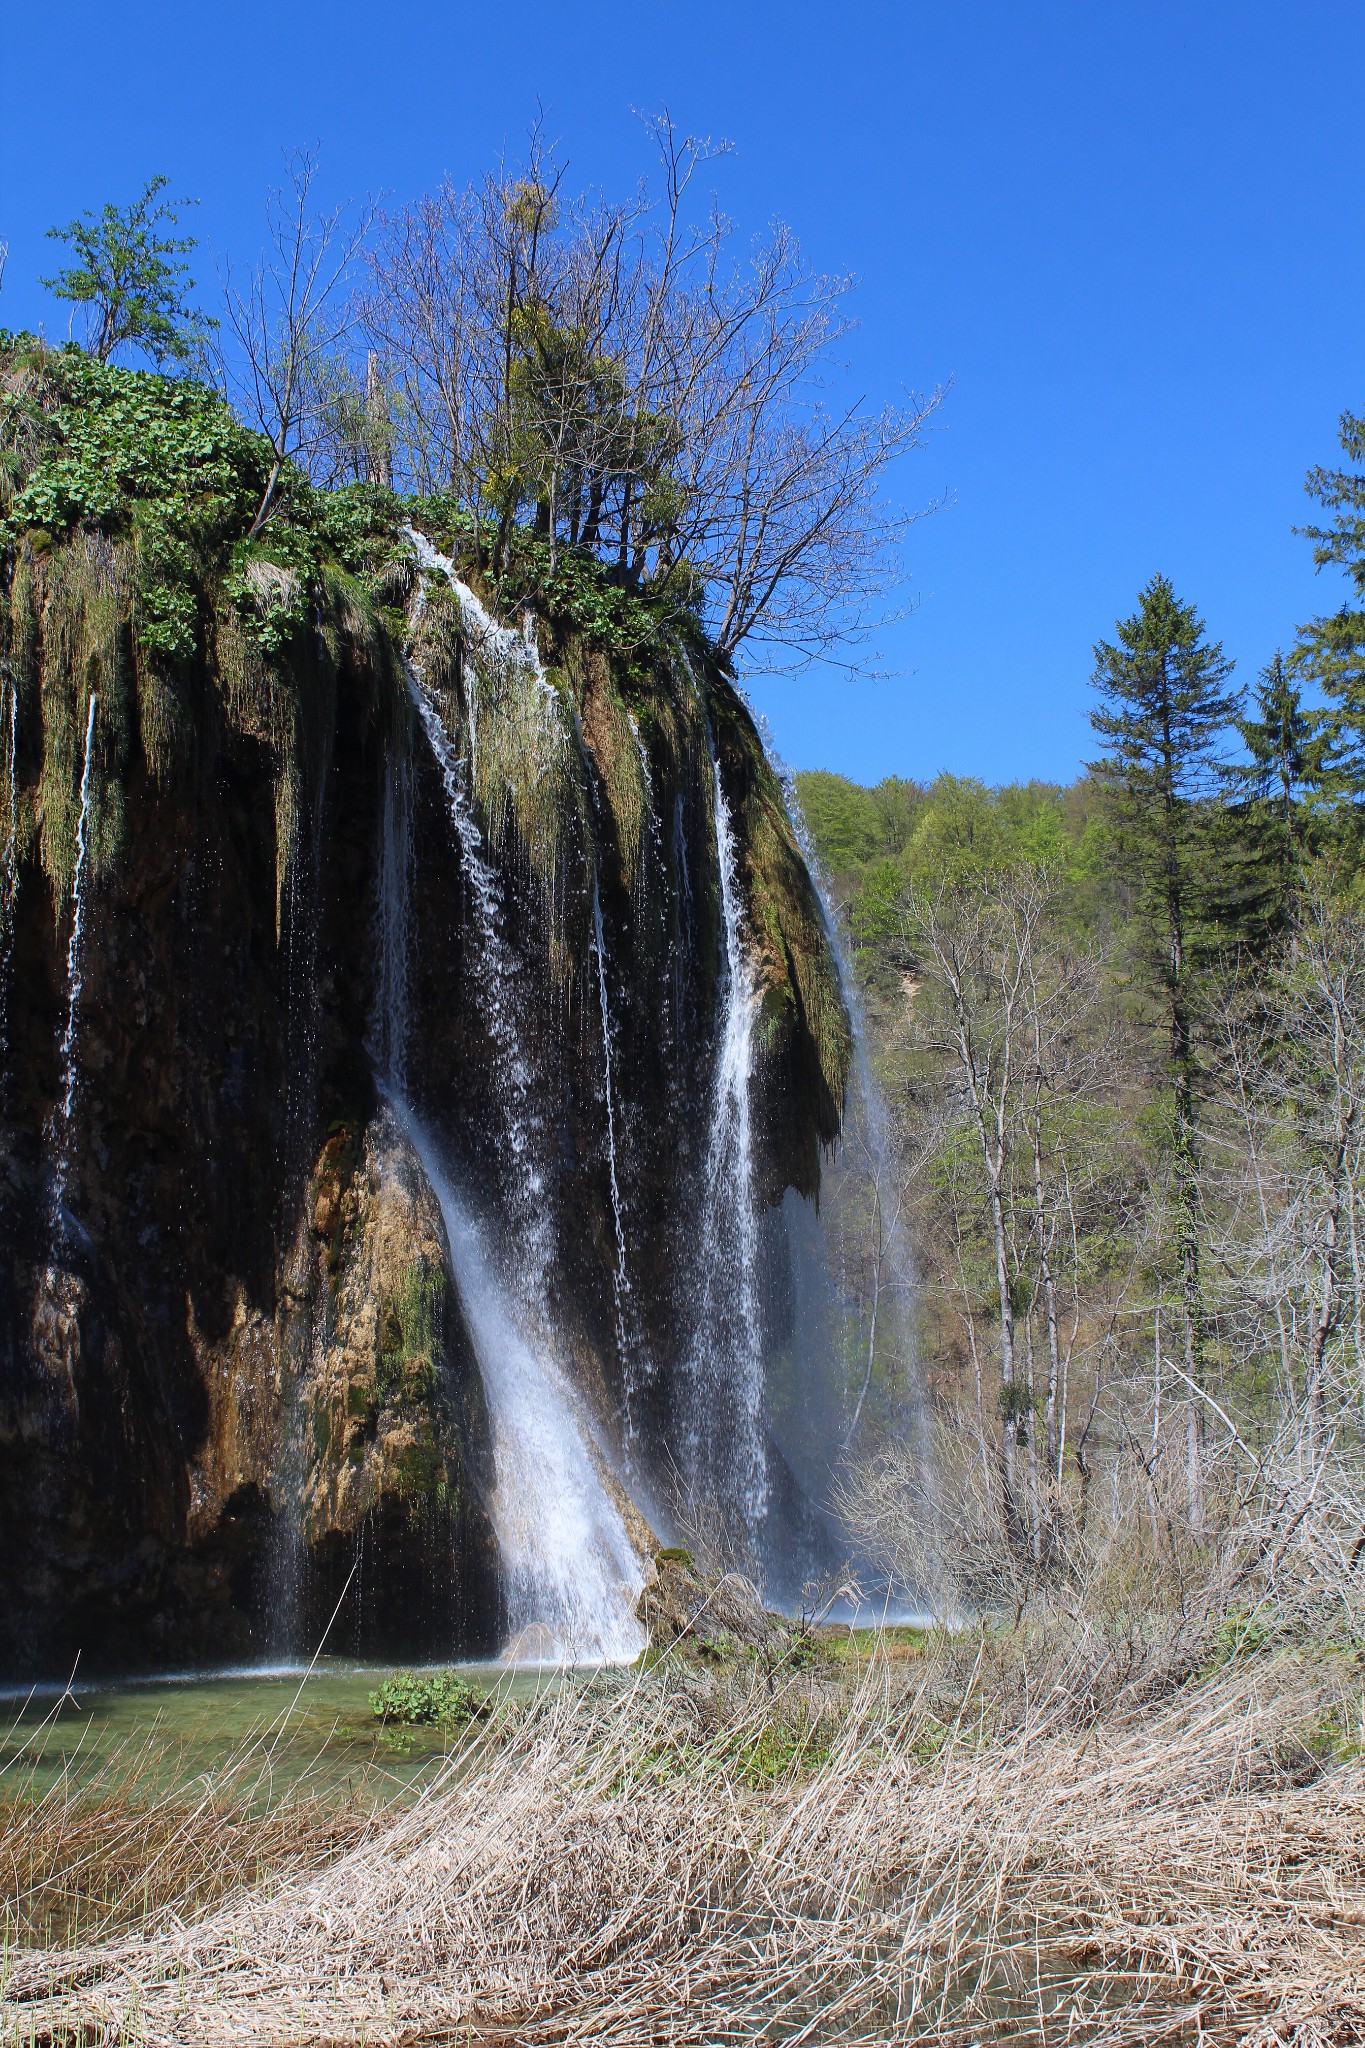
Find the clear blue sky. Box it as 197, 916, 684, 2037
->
2, 1, 1359, 786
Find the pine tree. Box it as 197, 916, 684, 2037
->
1089, 575, 1241, 1521
1224, 653, 1329, 927
1296, 409, 1365, 801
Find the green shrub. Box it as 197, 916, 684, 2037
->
369, 1668, 487, 1726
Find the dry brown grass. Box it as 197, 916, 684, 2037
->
0, 1709, 385, 1955
2, 1631, 1361, 2048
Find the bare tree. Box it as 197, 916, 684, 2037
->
361, 115, 941, 663
221, 148, 376, 535
899, 862, 1131, 1566
1208, 893, 1365, 1460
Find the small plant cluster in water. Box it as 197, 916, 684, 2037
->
368, 1668, 488, 1727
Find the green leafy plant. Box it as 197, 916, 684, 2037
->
368, 1669, 487, 1726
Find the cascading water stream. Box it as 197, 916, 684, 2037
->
49, 692, 98, 1232
400, 626, 551, 1286
592, 878, 634, 1419
683, 736, 767, 1535
396, 531, 649, 1658
396, 1109, 646, 1664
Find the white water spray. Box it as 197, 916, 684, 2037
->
592, 878, 634, 1411
401, 537, 649, 1656
50, 693, 98, 1228
402, 1108, 647, 1664
684, 739, 767, 1530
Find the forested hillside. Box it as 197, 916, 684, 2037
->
798, 445, 1365, 1612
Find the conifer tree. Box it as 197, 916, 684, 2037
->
1089, 575, 1240, 1520
1224, 653, 1328, 926
1296, 408, 1365, 799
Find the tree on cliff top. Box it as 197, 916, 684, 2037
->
43, 175, 216, 369
360, 115, 941, 667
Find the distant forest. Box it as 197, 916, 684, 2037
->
796, 419, 1365, 1598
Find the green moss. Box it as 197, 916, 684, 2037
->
391, 1441, 442, 1497
2, 343, 410, 934
378, 1259, 445, 1402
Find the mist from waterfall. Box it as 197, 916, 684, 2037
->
49, 692, 97, 1233
753, 723, 930, 1609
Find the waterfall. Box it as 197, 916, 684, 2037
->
592, 877, 634, 1417
774, 741, 921, 1454
402, 653, 551, 1285
50, 693, 98, 1231
375, 739, 412, 1095
400, 535, 648, 1659
683, 739, 767, 1535
398, 1107, 647, 1664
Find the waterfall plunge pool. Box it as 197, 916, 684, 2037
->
0, 1657, 624, 1809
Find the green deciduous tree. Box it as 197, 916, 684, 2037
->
42, 175, 215, 368
1089, 574, 1240, 1521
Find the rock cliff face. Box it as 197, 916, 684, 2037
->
0, 347, 849, 1676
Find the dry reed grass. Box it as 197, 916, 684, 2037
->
0, 1700, 386, 1956
2, 1627, 1360, 2048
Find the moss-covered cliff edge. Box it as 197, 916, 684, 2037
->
0, 341, 850, 1673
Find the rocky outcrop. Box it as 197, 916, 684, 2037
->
286, 1108, 500, 1655
0, 346, 849, 1676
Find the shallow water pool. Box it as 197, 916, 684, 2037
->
0, 1657, 570, 1808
